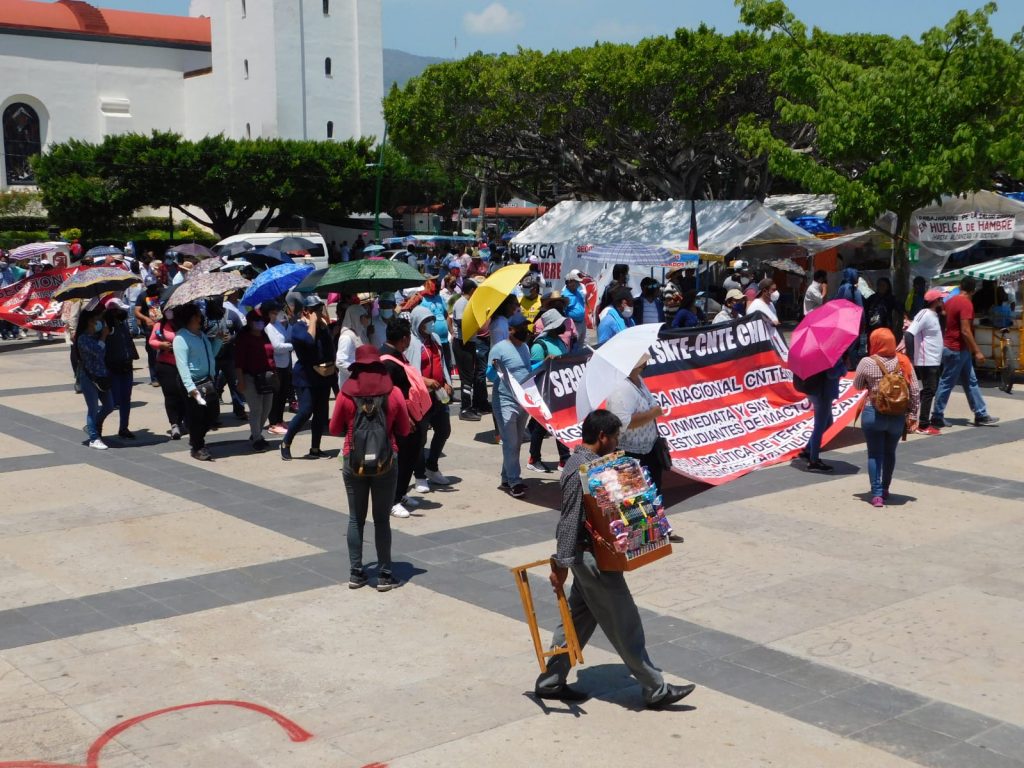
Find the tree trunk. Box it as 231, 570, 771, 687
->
476, 183, 486, 238
892, 209, 912, 299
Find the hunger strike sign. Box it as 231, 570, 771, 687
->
501, 314, 864, 486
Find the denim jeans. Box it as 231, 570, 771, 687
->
343, 460, 397, 574
496, 406, 528, 486
79, 373, 114, 441
108, 371, 134, 432
805, 391, 835, 462
931, 348, 988, 425
861, 405, 904, 498
284, 385, 330, 451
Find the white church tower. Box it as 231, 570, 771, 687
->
189, 0, 384, 143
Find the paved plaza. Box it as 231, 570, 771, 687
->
0, 338, 1023, 767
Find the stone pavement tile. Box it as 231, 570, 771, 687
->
919, 741, 1024, 768
751, 571, 917, 620
0, 704, 105, 765
776, 585, 1024, 724
788, 696, 890, 736
898, 701, 1003, 741
775, 661, 866, 696
849, 718, 960, 759
673, 628, 758, 658
725, 644, 807, 676
0, 555, 73, 612
678, 589, 845, 646
0, 431, 50, 459
969, 724, 1024, 760
0, 505, 318, 597
835, 682, 932, 718
917, 444, 1024, 484
728, 673, 826, 714
679, 658, 759, 691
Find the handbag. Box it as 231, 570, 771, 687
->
654, 436, 672, 470
254, 370, 280, 394
313, 363, 337, 378
192, 376, 217, 400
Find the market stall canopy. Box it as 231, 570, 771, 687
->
510, 200, 868, 259
934, 253, 1024, 287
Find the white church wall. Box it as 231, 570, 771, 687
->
354, 0, 385, 142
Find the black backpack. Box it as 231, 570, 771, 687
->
350, 395, 393, 475
792, 370, 826, 395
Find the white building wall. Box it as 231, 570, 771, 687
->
354, 0, 385, 142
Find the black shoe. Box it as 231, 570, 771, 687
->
280, 443, 292, 461
233, 407, 247, 421
459, 409, 482, 421
974, 414, 1000, 427
474, 402, 492, 413
376, 572, 398, 592
118, 429, 136, 439
169, 424, 182, 440
807, 460, 833, 473
534, 684, 590, 703
797, 449, 809, 460
931, 418, 950, 429
646, 683, 696, 709
252, 438, 269, 452
348, 569, 367, 589
498, 482, 511, 493
191, 448, 212, 462
509, 483, 526, 498
306, 448, 326, 459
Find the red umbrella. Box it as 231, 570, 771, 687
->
788, 299, 863, 379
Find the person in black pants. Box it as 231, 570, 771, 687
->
171, 303, 223, 461
281, 295, 336, 460
379, 318, 425, 519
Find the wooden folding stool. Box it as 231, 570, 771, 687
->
510, 558, 583, 672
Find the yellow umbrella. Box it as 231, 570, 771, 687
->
462, 263, 530, 339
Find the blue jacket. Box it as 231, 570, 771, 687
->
172, 329, 222, 392
563, 285, 587, 322
597, 308, 634, 344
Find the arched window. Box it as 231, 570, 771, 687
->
324, 57, 332, 77
3, 103, 41, 186
245, 123, 251, 139
323, 0, 329, 15
243, 59, 249, 79
326, 121, 334, 139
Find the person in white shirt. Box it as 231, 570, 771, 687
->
713, 289, 745, 324
906, 289, 946, 436
263, 301, 294, 434
803, 269, 828, 317
605, 354, 664, 490
746, 278, 779, 326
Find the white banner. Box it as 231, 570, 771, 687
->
917, 212, 1017, 243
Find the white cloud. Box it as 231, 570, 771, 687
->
587, 19, 653, 44
463, 3, 524, 35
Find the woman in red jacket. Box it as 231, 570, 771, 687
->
330, 345, 411, 592
235, 310, 277, 452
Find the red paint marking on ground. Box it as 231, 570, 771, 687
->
0, 700, 312, 768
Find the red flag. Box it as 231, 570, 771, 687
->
688, 199, 699, 251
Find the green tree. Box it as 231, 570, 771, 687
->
735, 0, 1024, 292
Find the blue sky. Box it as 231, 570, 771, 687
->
92, 1, 1024, 58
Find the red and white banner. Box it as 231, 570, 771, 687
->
0, 266, 80, 332
501, 314, 865, 486
917, 212, 1017, 243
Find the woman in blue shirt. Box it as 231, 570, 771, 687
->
75, 308, 115, 450
172, 303, 223, 461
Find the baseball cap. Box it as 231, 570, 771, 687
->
508, 311, 528, 327
105, 297, 129, 310
527, 255, 540, 264
565, 269, 584, 282
725, 288, 745, 303
924, 289, 945, 303
539, 308, 566, 330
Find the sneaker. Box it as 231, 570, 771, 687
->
191, 448, 212, 461
400, 495, 419, 508
118, 429, 136, 439
526, 459, 551, 474
280, 443, 292, 461
459, 410, 481, 421
806, 460, 833, 473
414, 478, 430, 493
974, 414, 1000, 427
931, 418, 950, 429
498, 482, 511, 493
391, 503, 411, 518
882, 490, 890, 500
348, 569, 367, 589
376, 572, 398, 592
509, 483, 526, 498
169, 424, 182, 440
150, 380, 160, 387
425, 469, 451, 485
871, 496, 884, 508
269, 424, 288, 435
797, 449, 810, 460
88, 439, 108, 450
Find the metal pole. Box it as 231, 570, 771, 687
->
373, 125, 387, 243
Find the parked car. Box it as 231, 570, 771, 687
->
214, 231, 329, 271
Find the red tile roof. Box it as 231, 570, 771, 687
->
0, 0, 211, 48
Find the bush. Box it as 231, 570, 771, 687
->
0, 216, 48, 231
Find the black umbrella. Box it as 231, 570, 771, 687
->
218, 241, 254, 257
241, 246, 293, 270
268, 236, 317, 254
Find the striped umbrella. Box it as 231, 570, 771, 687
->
84, 245, 125, 260
53, 266, 141, 301
934, 254, 1024, 287
585, 242, 674, 265
164, 271, 251, 309
9, 242, 58, 261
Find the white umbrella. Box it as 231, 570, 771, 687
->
576, 323, 664, 419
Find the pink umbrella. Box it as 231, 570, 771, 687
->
788, 299, 863, 379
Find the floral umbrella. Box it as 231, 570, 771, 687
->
164, 271, 251, 309
53, 266, 141, 301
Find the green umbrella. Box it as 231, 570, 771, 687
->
316, 259, 424, 294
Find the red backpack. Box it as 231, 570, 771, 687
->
380, 354, 432, 423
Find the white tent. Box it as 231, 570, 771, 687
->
508, 200, 869, 288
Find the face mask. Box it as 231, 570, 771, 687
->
94, 320, 104, 333
770, 290, 780, 303
252, 321, 265, 332
420, 319, 435, 337
620, 306, 634, 319
740, 277, 750, 287
380, 308, 394, 320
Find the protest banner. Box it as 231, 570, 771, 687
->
0, 266, 80, 332
499, 314, 865, 486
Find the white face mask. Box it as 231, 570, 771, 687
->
620, 306, 634, 319
770, 290, 780, 303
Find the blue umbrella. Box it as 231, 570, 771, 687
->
240, 262, 314, 309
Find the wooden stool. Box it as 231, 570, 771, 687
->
510, 558, 583, 673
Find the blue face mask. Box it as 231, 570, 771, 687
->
380, 308, 395, 320
94, 320, 104, 333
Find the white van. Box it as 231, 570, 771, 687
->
214, 231, 329, 271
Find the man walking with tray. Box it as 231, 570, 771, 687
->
534, 409, 696, 709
